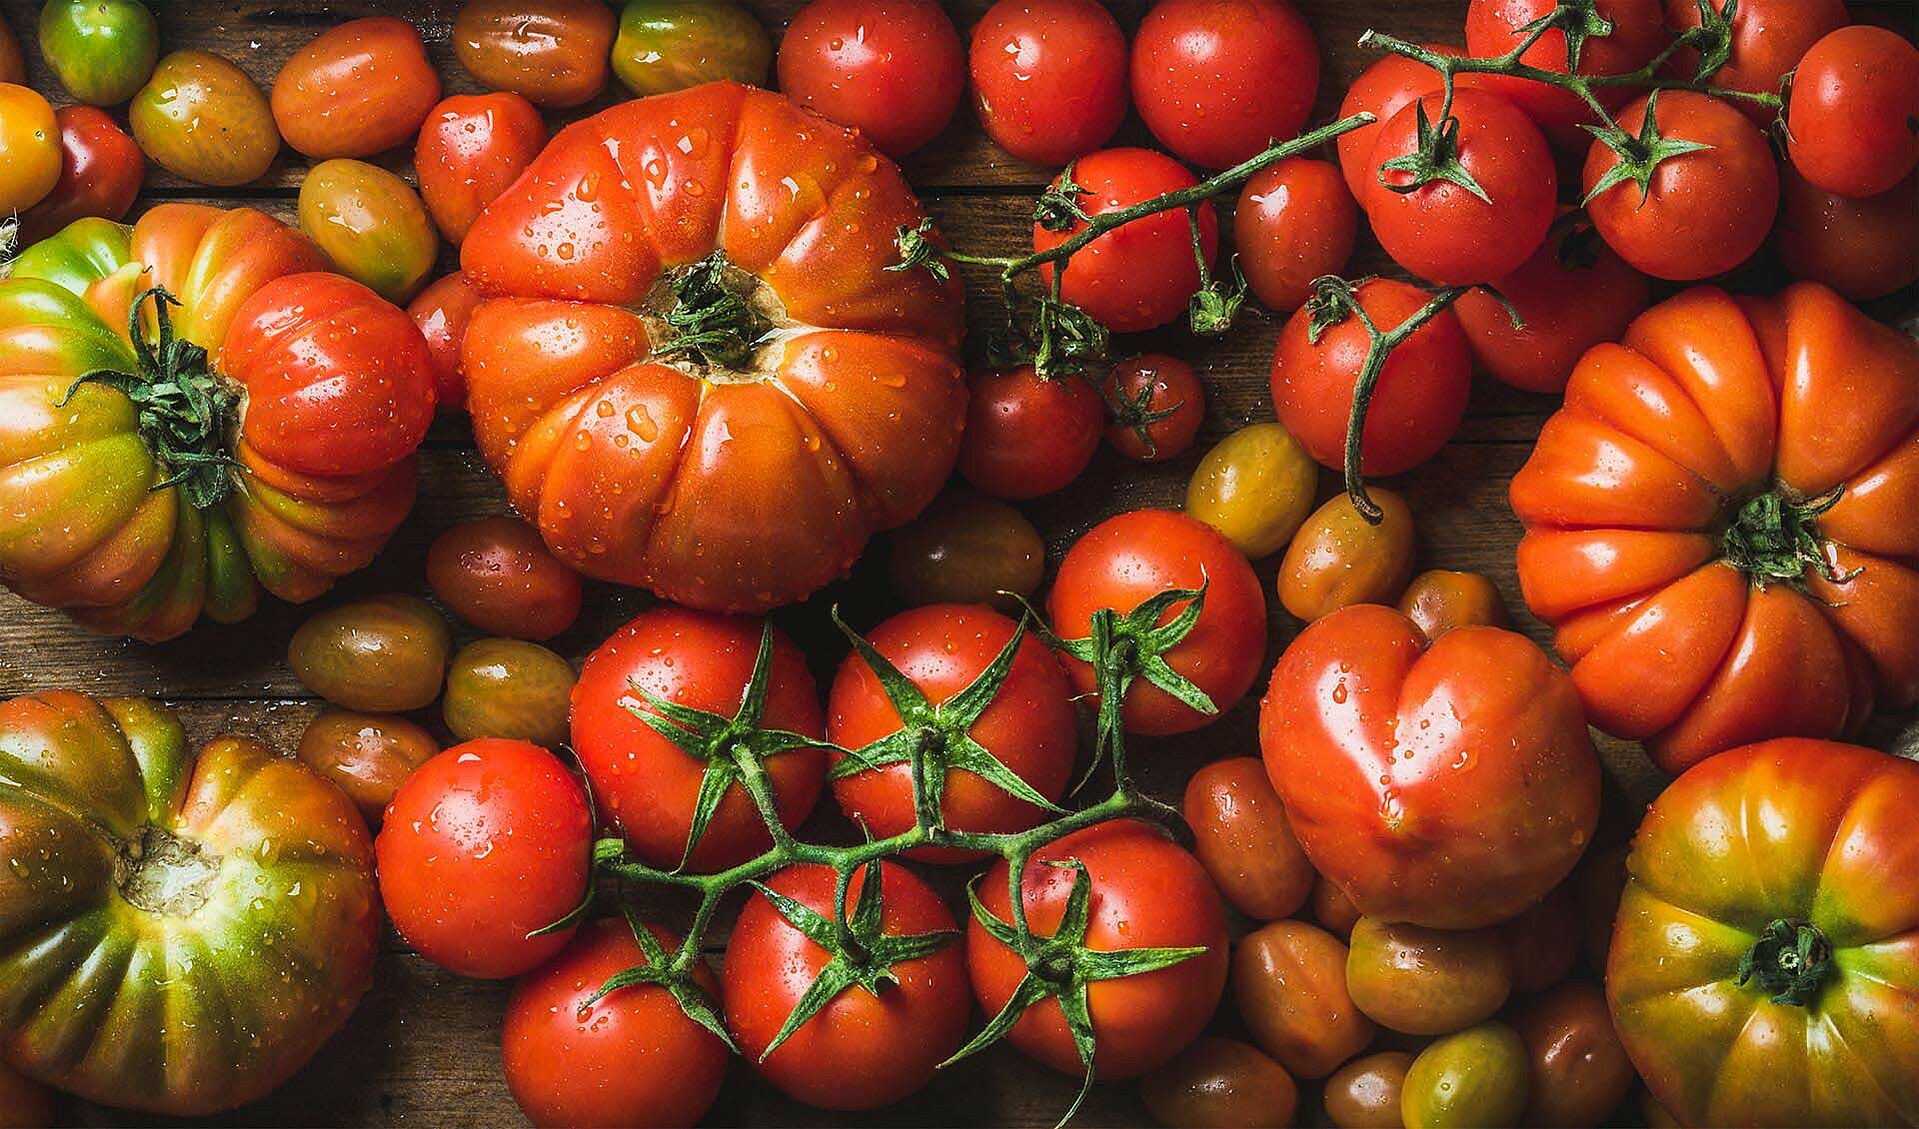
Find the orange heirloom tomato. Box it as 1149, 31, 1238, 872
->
416, 92, 547, 245
270, 16, 441, 159
461, 83, 965, 611
1511, 283, 1919, 773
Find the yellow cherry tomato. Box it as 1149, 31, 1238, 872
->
1185, 422, 1318, 559
0, 84, 61, 215
298, 159, 438, 303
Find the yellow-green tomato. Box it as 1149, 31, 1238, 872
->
289, 594, 452, 712
442, 638, 576, 748
1186, 422, 1317, 559
130, 49, 280, 187
39, 0, 159, 106
298, 158, 437, 303
1402, 1023, 1529, 1129
612, 0, 772, 96
1278, 488, 1416, 622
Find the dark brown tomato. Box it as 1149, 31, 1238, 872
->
296, 709, 440, 826
1573, 845, 1629, 975
1498, 885, 1580, 993
1324, 1051, 1413, 1129
884, 488, 1046, 613
1397, 569, 1509, 642
0, 1057, 56, 1129
1232, 920, 1374, 1079
1140, 1037, 1300, 1129
288, 594, 452, 712
453, 0, 616, 108
442, 638, 576, 748
1512, 981, 1635, 1128
426, 516, 584, 640
1182, 756, 1315, 921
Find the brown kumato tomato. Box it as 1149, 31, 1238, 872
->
297, 709, 440, 826
1346, 917, 1513, 1036
1183, 756, 1315, 921
1278, 489, 1417, 622
1513, 981, 1635, 1128
1140, 1037, 1299, 1129
452, 0, 615, 107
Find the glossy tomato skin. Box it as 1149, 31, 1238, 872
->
570, 605, 827, 871
1233, 920, 1374, 1079
297, 159, 438, 303
503, 918, 729, 1129
16, 105, 144, 245
1336, 45, 1459, 198
613, 1, 771, 97
1033, 148, 1218, 333
407, 271, 484, 409
289, 593, 452, 712
376, 738, 592, 979
415, 92, 547, 244
1186, 422, 1317, 560
0, 17, 22, 85
1466, 0, 1669, 146
1401, 1023, 1529, 1129
426, 515, 583, 639
1513, 981, 1634, 1128
1788, 25, 1919, 198
1235, 158, 1357, 312
0, 84, 59, 215
885, 488, 1047, 611
724, 862, 969, 1109
1140, 1037, 1299, 1129
1664, 0, 1847, 124
453, 0, 615, 108
37, 0, 157, 106
1779, 165, 1919, 301
970, 0, 1127, 166
1278, 490, 1419, 622
443, 638, 576, 747
1183, 757, 1314, 921
968, 822, 1230, 1079
1346, 918, 1512, 1036
1397, 569, 1509, 641
1130, 0, 1319, 168
1324, 1051, 1412, 1129
1260, 604, 1601, 929
296, 709, 440, 826
1048, 509, 1267, 736
1104, 354, 1205, 462
1609, 740, 1919, 1127
271, 17, 440, 159
958, 366, 1104, 500
778, 0, 964, 156
130, 50, 279, 187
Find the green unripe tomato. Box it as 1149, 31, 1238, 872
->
297, 159, 437, 304
442, 638, 576, 748
1401, 1022, 1529, 1129
612, 0, 771, 96
39, 0, 159, 106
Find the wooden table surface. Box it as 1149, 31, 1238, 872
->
2, 0, 1913, 1125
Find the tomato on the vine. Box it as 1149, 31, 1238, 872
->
1465, 0, 1670, 146
1234, 157, 1358, 312
957, 366, 1105, 500
415, 92, 547, 245
1335, 45, 1460, 198
970, 0, 1128, 167
1663, 0, 1846, 124
777, 0, 965, 157
271, 16, 440, 159
1778, 166, 1919, 301
1130, 0, 1319, 168
16, 105, 144, 245
1103, 354, 1206, 462
1787, 25, 1919, 199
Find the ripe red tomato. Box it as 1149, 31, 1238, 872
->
415, 92, 547, 245
1465, 0, 1670, 147
968, 821, 1230, 1079
406, 270, 482, 409
1365, 90, 1558, 286
1788, 25, 1919, 199
271, 17, 441, 159
1103, 354, 1206, 462
1664, 0, 1847, 124
503, 918, 729, 1129
724, 862, 970, 1109
570, 606, 827, 871
1047, 509, 1267, 736
15, 105, 144, 245
1033, 148, 1218, 334
958, 366, 1105, 500
1234, 157, 1357, 312
970, 0, 1127, 166
375, 738, 593, 979
1130, 0, 1319, 168
1778, 165, 1919, 301
427, 515, 584, 640
827, 604, 1077, 861
1335, 45, 1461, 198
777, 0, 964, 156
1583, 91, 1778, 280
1270, 277, 1472, 477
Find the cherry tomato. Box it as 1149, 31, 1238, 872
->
828, 604, 1076, 862
0, 84, 60, 216
1366, 90, 1558, 286
1336, 45, 1461, 198
415, 92, 546, 245
1183, 756, 1314, 921
1235, 157, 1358, 311
1346, 917, 1513, 1036
130, 50, 279, 187
1130, 0, 1319, 168
1788, 25, 1919, 198
1664, 0, 1847, 124
1271, 277, 1472, 477
288, 594, 452, 712
1583, 91, 1778, 280
724, 862, 969, 1110
296, 709, 440, 826
612, 0, 772, 96
777, 0, 964, 157
1033, 148, 1218, 334
1233, 920, 1374, 1079
1498, 884, 1579, 992
503, 918, 729, 1129
271, 17, 439, 159
1311, 874, 1362, 939
408, 271, 485, 410
376, 738, 591, 979
443, 638, 576, 748
1512, 981, 1635, 1128
1466, 0, 1670, 147
1186, 422, 1318, 560
298, 159, 438, 304
1402, 1022, 1530, 1129
957, 367, 1104, 500
1397, 569, 1509, 641
1140, 1037, 1299, 1129
453, 0, 616, 108
1047, 509, 1267, 736
15, 106, 143, 245
1325, 1051, 1413, 1129
968, 822, 1230, 1080
427, 515, 584, 640
38, 0, 157, 106
1778, 165, 1919, 301
0, 17, 21, 85
1103, 354, 1205, 462
1278, 490, 1417, 623
885, 488, 1047, 612
969, 0, 1128, 166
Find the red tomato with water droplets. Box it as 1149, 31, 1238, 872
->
1130, 0, 1320, 169
1336, 45, 1462, 199
416, 92, 547, 245
777, 0, 965, 156
426, 515, 583, 640
1234, 157, 1357, 312
1664, 0, 1847, 125
1103, 354, 1206, 462
957, 366, 1104, 500
271, 16, 440, 159
1465, 0, 1670, 147
407, 271, 484, 410
1778, 165, 1919, 301
16, 105, 144, 245
969, 0, 1128, 166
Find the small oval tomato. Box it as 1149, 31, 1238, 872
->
1183, 756, 1314, 921
777, 0, 965, 157
1278, 490, 1417, 622
1233, 920, 1374, 1080
444, 638, 577, 748
1788, 25, 1919, 198
297, 709, 440, 826
1048, 509, 1268, 736
454, 0, 616, 108
1466, 0, 1669, 146
1235, 157, 1358, 311
1512, 981, 1635, 1129
298, 158, 438, 303
1141, 1037, 1299, 1129
1397, 569, 1509, 641
1325, 1051, 1413, 1129
1336, 45, 1460, 198
15, 105, 143, 245
427, 515, 584, 639
289, 594, 453, 712
1130, 0, 1319, 168
1103, 354, 1205, 462
969, 0, 1128, 166
0, 17, 21, 85
1664, 0, 1847, 124
885, 489, 1047, 612
415, 92, 547, 245
1498, 884, 1579, 992
1402, 1022, 1530, 1129
0, 1058, 55, 1129
1034, 148, 1218, 334
1271, 277, 1472, 477
377, 738, 592, 979
1185, 422, 1318, 560
503, 918, 728, 1129
1346, 917, 1513, 1036
1778, 165, 1919, 300
1312, 874, 1362, 939
271, 17, 440, 159
957, 366, 1105, 500
130, 49, 279, 187
1583, 91, 1778, 280
38, 0, 157, 106
724, 862, 969, 1110
0, 84, 60, 215
407, 271, 485, 409
612, 0, 771, 96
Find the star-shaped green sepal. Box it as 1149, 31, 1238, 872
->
585, 901, 736, 1051
1375, 99, 1492, 205
1581, 89, 1715, 206
1515, 0, 1617, 75
1101, 367, 1191, 460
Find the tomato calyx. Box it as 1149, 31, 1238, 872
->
1675, 0, 1739, 83
116, 824, 220, 916
1582, 90, 1716, 205
584, 901, 735, 1048
1721, 484, 1863, 591
1102, 375, 1188, 460
1187, 250, 1249, 338
650, 252, 776, 375
1735, 918, 1835, 1006
1514, 0, 1618, 75
1032, 164, 1093, 234
1377, 100, 1492, 203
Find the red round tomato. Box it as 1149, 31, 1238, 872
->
427, 514, 584, 640
1033, 148, 1218, 334
1103, 354, 1206, 462
970, 0, 1127, 166
1336, 45, 1461, 199
570, 605, 827, 871
1130, 0, 1319, 168
271, 16, 440, 159
777, 0, 964, 156
16, 106, 144, 246
1664, 0, 1847, 124
958, 366, 1104, 500
1787, 25, 1919, 199
375, 738, 593, 979
415, 92, 547, 245
1270, 277, 1472, 478
1047, 509, 1267, 736
1778, 165, 1919, 301
1465, 0, 1670, 147
406, 270, 483, 409
1234, 157, 1357, 312
724, 862, 969, 1110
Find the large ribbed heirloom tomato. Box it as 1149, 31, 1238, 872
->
1512, 283, 1919, 774
0, 208, 436, 641
461, 81, 965, 612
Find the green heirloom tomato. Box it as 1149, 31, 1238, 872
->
611, 0, 771, 96
38, 0, 159, 106
0, 691, 380, 1116
297, 159, 438, 304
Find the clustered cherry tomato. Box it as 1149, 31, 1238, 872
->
427, 516, 584, 639
1102, 354, 1206, 462
16, 105, 143, 244
778, 0, 965, 157
1234, 157, 1357, 312
970, 0, 1128, 166
1336, 45, 1458, 197
454, 0, 615, 108
1789, 25, 1919, 198
957, 366, 1105, 500
1664, 0, 1846, 123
